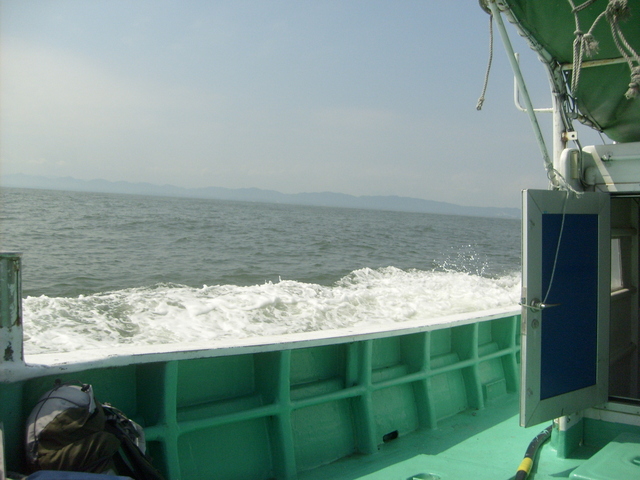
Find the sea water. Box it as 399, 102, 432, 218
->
0, 188, 521, 354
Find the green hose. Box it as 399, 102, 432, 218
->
515, 424, 553, 480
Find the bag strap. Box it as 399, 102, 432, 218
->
102, 406, 165, 480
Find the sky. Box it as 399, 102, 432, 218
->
0, 1, 602, 209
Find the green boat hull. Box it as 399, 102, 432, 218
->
2, 308, 523, 479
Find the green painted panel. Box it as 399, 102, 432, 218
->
254, 351, 284, 405
429, 366, 467, 421
401, 333, 428, 372
430, 352, 459, 370
176, 355, 256, 408
451, 324, 475, 361
371, 337, 401, 370
136, 362, 167, 427
0, 381, 26, 473
178, 419, 273, 480
430, 325, 476, 364
290, 377, 344, 401
478, 321, 493, 346
478, 316, 515, 351
177, 392, 264, 422
477, 341, 508, 402
430, 374, 467, 421
292, 400, 356, 472
571, 433, 640, 480
491, 316, 516, 350
372, 384, 419, 442
371, 364, 409, 384
482, 378, 507, 402
145, 441, 168, 479
583, 418, 640, 450
371, 334, 426, 380
430, 329, 451, 357
552, 417, 585, 459
478, 355, 506, 402
290, 345, 345, 386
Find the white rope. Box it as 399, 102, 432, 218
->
476, 14, 494, 110
604, 1, 640, 98
626, 66, 640, 99
542, 190, 570, 305
546, 164, 585, 197
569, 0, 586, 93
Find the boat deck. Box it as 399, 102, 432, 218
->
301, 393, 594, 480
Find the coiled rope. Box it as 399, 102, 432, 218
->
569, 0, 640, 99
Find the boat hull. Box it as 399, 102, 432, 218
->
1, 308, 521, 479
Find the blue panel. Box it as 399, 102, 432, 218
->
540, 214, 598, 400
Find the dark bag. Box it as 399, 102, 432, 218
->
25, 383, 164, 480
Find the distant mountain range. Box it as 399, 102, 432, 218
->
1, 174, 521, 219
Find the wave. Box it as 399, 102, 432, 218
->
22, 267, 521, 355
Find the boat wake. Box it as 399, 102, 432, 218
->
23, 266, 521, 354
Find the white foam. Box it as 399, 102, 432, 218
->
22, 267, 521, 354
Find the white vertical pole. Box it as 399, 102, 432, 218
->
0, 253, 23, 365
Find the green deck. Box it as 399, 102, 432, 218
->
305, 396, 572, 480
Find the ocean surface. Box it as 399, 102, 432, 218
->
0, 188, 521, 355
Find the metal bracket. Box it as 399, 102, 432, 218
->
520, 298, 561, 311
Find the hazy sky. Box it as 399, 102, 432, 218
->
0, 1, 599, 208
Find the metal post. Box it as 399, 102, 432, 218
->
0, 253, 23, 364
